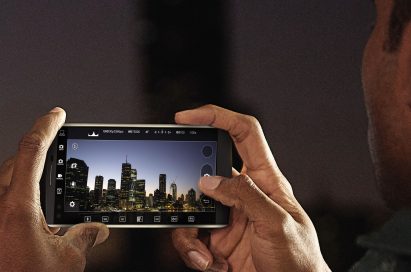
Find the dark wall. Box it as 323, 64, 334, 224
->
0, 1, 144, 159
227, 0, 381, 209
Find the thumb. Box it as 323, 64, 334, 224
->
199, 175, 287, 222
63, 223, 109, 254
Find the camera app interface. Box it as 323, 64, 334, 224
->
55, 127, 217, 224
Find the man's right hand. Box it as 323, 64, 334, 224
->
172, 105, 330, 271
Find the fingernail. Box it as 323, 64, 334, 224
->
176, 110, 191, 116
200, 176, 221, 190
187, 251, 209, 271
50, 107, 63, 113
93, 227, 110, 247
175, 109, 194, 120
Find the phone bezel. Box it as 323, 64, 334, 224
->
41, 123, 231, 228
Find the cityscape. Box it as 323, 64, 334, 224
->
64, 157, 215, 212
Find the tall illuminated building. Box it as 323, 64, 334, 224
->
128, 168, 138, 209
120, 158, 132, 209
188, 188, 196, 207
135, 179, 146, 208
159, 174, 166, 194
102, 189, 107, 205
94, 175, 104, 205
108, 179, 116, 191
106, 179, 117, 207
159, 174, 167, 205
153, 189, 161, 207
170, 182, 177, 201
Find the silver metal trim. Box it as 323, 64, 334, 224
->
48, 224, 227, 228
49, 162, 53, 187
64, 123, 212, 128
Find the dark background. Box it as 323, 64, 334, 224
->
0, 1, 390, 271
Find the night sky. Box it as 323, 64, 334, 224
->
66, 139, 216, 198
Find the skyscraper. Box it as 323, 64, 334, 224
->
159, 174, 166, 206
128, 168, 138, 209
65, 158, 89, 210
120, 159, 132, 210
135, 179, 146, 208
170, 182, 177, 202
188, 188, 196, 207
94, 175, 104, 206
159, 174, 166, 194
106, 179, 117, 207
147, 193, 154, 208
153, 189, 161, 207
107, 179, 116, 191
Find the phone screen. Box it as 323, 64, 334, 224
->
42, 125, 231, 227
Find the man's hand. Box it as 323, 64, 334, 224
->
171, 105, 330, 272
0, 108, 109, 271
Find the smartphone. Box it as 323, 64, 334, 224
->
40, 124, 231, 228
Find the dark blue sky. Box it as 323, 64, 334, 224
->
66, 139, 216, 197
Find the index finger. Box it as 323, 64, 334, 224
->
8, 108, 66, 206
175, 105, 292, 196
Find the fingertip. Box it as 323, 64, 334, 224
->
93, 223, 110, 247
174, 112, 183, 124
49, 107, 64, 113
63, 223, 110, 254
174, 110, 191, 124
50, 107, 66, 123
199, 175, 222, 191
187, 250, 210, 271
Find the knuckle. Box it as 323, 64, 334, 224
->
235, 174, 254, 193
244, 114, 261, 129
233, 174, 256, 205
231, 114, 261, 143
19, 132, 47, 153
1, 157, 14, 169
254, 211, 293, 237
203, 104, 217, 110
0, 201, 39, 227
274, 213, 296, 235
171, 229, 193, 251
171, 230, 183, 245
